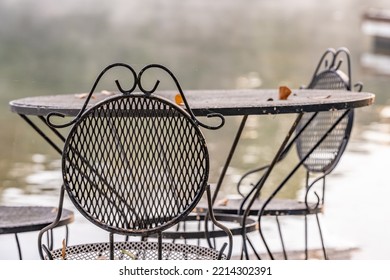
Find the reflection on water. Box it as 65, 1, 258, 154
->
1, 0, 390, 259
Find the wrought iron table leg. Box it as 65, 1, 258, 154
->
212, 115, 248, 204
14, 233, 22, 260
257, 110, 350, 260
18, 114, 65, 155
242, 113, 304, 259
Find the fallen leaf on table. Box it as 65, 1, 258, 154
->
175, 93, 184, 106
216, 198, 229, 206
101, 90, 114, 96
279, 86, 292, 100
193, 208, 204, 213
308, 95, 331, 99
74, 93, 95, 99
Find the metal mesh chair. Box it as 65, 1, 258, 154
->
0, 205, 73, 259
196, 48, 363, 259
252, 47, 363, 259
38, 63, 232, 260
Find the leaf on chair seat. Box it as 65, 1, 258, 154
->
121, 249, 137, 260
61, 239, 66, 260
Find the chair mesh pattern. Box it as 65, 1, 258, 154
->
62, 95, 208, 234
296, 70, 353, 173
47, 241, 225, 260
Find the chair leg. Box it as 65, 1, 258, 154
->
14, 233, 22, 260
47, 229, 54, 250
315, 213, 328, 260
244, 235, 262, 260
304, 214, 328, 260
45, 225, 69, 250
65, 225, 70, 246
305, 215, 308, 260
275, 215, 288, 259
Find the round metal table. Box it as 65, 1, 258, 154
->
8, 88, 375, 260
9, 89, 374, 117
8, 88, 375, 199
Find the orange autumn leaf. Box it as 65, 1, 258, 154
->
175, 93, 184, 106
279, 86, 292, 100
74, 93, 96, 99
61, 239, 66, 260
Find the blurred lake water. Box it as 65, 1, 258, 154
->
0, 0, 390, 259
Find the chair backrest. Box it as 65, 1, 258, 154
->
49, 63, 224, 237
63, 94, 208, 236
295, 48, 357, 174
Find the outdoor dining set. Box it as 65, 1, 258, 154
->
1, 47, 375, 260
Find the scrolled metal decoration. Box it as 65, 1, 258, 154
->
137, 64, 225, 130
308, 47, 352, 90
46, 63, 138, 128
304, 174, 326, 211
46, 63, 225, 130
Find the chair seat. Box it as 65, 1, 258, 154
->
0, 206, 74, 234
195, 197, 323, 216
46, 241, 226, 260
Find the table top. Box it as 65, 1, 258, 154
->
9, 89, 375, 117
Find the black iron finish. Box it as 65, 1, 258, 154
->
46, 63, 224, 130
1, 114, 73, 259
8, 53, 374, 260
253, 47, 363, 260
18, 115, 64, 155
38, 63, 232, 260
195, 47, 363, 260
0, 205, 73, 259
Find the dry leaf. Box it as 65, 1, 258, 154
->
309, 95, 331, 99
74, 93, 95, 99
121, 249, 137, 260
175, 94, 184, 106
279, 86, 292, 100
216, 198, 229, 206
61, 239, 66, 260
193, 208, 204, 213
101, 90, 114, 96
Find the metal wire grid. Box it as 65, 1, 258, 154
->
47, 241, 225, 260
296, 71, 353, 173
63, 95, 209, 235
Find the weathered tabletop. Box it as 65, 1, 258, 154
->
9, 89, 375, 117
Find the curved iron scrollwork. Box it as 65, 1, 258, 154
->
137, 64, 225, 130
308, 47, 364, 92
311, 47, 351, 77
46, 63, 225, 130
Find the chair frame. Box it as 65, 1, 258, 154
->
253, 47, 363, 260
199, 47, 363, 260
38, 63, 232, 260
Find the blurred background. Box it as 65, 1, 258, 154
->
0, 0, 389, 259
